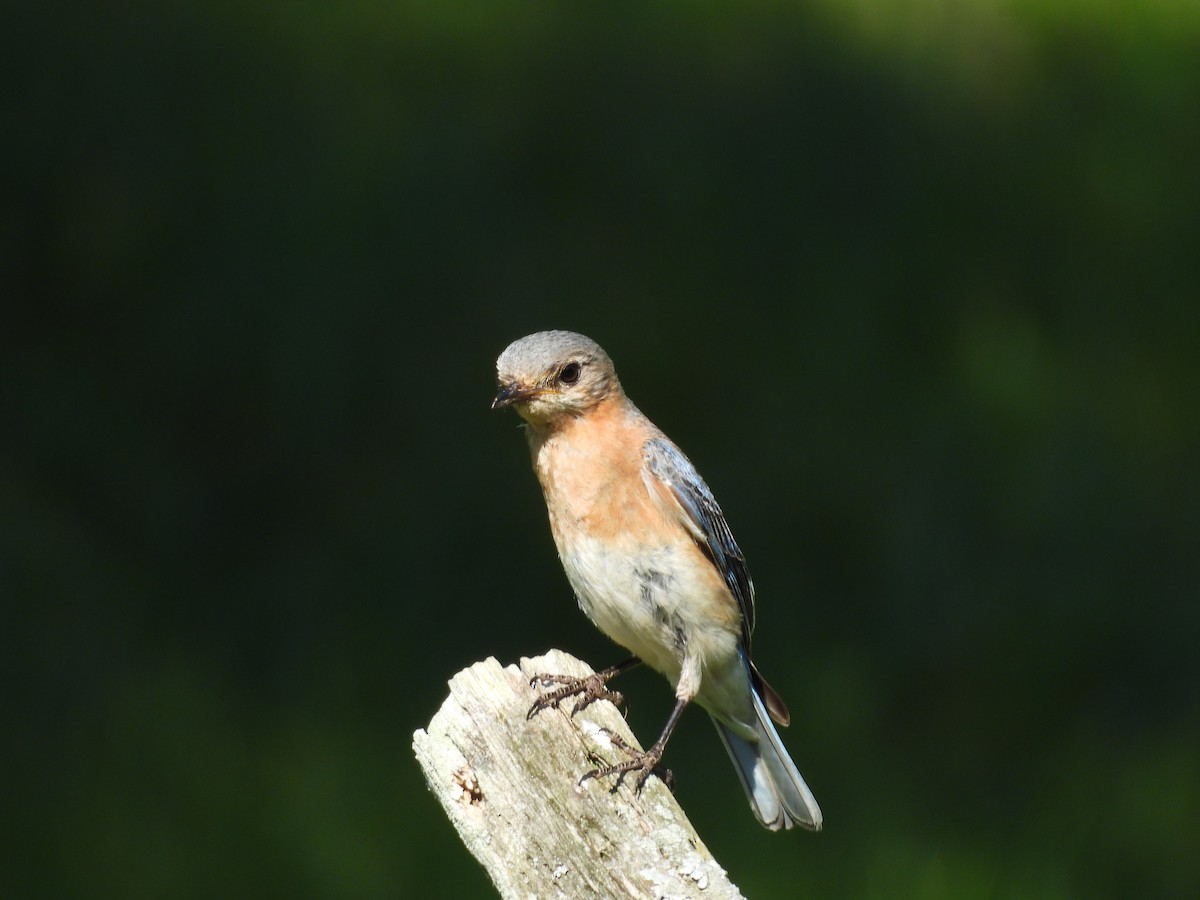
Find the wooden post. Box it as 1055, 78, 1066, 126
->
412, 650, 745, 899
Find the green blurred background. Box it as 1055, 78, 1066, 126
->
4, 1, 1198, 897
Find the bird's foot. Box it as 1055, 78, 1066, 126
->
526, 670, 626, 720
580, 732, 674, 794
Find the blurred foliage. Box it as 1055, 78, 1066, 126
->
3, 1, 1198, 898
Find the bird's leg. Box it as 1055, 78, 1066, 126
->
581, 696, 688, 793
527, 656, 642, 720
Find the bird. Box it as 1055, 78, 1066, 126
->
491, 329, 822, 831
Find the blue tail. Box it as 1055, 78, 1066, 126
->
712, 687, 822, 831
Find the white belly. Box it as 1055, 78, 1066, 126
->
558, 534, 739, 695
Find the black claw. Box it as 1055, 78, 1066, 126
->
526, 670, 628, 720
524, 658, 663, 793
578, 740, 672, 794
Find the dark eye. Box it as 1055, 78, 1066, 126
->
558, 362, 582, 385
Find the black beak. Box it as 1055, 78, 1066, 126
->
492, 382, 536, 409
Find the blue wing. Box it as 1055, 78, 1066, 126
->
643, 437, 755, 645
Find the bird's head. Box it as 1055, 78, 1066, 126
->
492, 330, 620, 426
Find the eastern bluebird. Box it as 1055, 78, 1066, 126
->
492, 330, 822, 831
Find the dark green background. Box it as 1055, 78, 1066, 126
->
5, 2, 1198, 897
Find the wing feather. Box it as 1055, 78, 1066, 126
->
643, 437, 756, 645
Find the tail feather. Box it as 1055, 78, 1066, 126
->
712, 689, 822, 832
